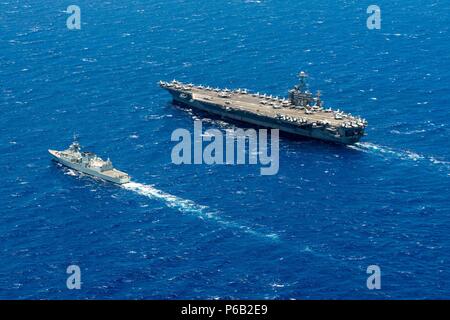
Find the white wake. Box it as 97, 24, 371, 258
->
122, 182, 279, 240
349, 142, 450, 174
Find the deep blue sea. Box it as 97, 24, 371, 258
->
1, 0, 449, 299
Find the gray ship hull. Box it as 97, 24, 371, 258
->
49, 150, 130, 184
167, 89, 362, 144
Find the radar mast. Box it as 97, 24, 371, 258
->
297, 71, 308, 93
288, 71, 314, 107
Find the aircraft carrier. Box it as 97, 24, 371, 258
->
159, 72, 367, 144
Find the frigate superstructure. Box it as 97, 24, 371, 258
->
159, 72, 367, 144
49, 140, 130, 184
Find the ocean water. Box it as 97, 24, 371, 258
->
1, 0, 449, 299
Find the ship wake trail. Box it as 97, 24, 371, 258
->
122, 182, 279, 241
349, 142, 450, 174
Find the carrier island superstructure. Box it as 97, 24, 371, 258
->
159, 72, 367, 144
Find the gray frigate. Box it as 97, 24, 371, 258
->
159, 72, 367, 144
49, 140, 131, 184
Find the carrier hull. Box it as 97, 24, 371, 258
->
165, 87, 363, 145
159, 76, 367, 145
